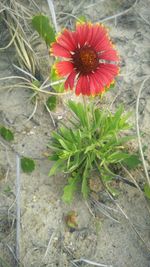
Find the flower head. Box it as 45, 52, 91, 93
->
50, 22, 120, 96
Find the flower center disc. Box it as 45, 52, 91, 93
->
73, 47, 99, 74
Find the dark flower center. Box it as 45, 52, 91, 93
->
73, 46, 99, 74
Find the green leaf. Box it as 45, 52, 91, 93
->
32, 14, 55, 45
46, 96, 57, 111
49, 159, 64, 176
109, 82, 115, 89
58, 139, 70, 151
94, 108, 101, 127
144, 184, 150, 199
81, 160, 89, 199
116, 135, 135, 145
122, 154, 141, 169
48, 154, 59, 161
106, 184, 120, 197
68, 101, 88, 127
21, 157, 35, 173
59, 127, 74, 143
85, 143, 96, 154
107, 151, 130, 163
32, 80, 41, 88
0, 126, 14, 141
77, 15, 87, 22
48, 102, 137, 201
101, 174, 113, 182
62, 176, 79, 203
110, 105, 124, 131
50, 64, 65, 92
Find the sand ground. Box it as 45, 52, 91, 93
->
0, 0, 150, 266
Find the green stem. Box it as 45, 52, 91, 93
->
82, 95, 90, 130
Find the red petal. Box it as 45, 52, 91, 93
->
81, 75, 90, 96
76, 23, 89, 47
89, 73, 104, 95
95, 63, 119, 88
88, 24, 113, 52
64, 70, 76, 90
55, 61, 73, 77
97, 66, 113, 83
75, 76, 83, 95
99, 63, 119, 76
90, 24, 108, 47
89, 75, 97, 95
92, 70, 105, 86
97, 68, 113, 84
99, 49, 120, 62
86, 24, 94, 45
95, 38, 113, 52
51, 43, 71, 58
57, 29, 77, 51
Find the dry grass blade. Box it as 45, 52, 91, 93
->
42, 230, 55, 261
72, 258, 113, 267
16, 155, 21, 264
13, 64, 37, 81
135, 76, 150, 187
107, 191, 150, 252
45, 102, 56, 128
90, 197, 120, 223
57, 12, 82, 22
25, 97, 38, 123
0, 75, 30, 83
98, 0, 138, 22
47, 0, 59, 32
0, 23, 19, 51
2, 6, 38, 77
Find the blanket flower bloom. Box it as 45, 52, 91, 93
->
50, 22, 120, 96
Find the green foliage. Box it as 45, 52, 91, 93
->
46, 96, 57, 111
144, 183, 150, 199
32, 14, 55, 45
0, 126, 14, 141
62, 175, 79, 203
48, 101, 139, 202
77, 15, 87, 22
50, 64, 64, 92
21, 157, 35, 173
32, 80, 41, 88
122, 154, 141, 169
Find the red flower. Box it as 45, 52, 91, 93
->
50, 22, 120, 96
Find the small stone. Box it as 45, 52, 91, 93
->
57, 115, 63, 120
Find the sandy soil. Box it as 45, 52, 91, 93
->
0, 0, 150, 266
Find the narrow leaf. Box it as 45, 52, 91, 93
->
49, 159, 64, 176
81, 160, 89, 199
108, 152, 130, 163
